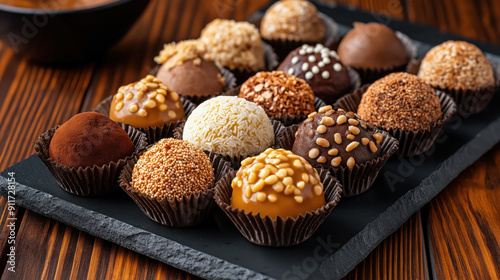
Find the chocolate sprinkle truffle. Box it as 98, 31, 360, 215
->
238, 71, 315, 118
357, 72, 442, 131
338, 22, 408, 70
154, 40, 226, 97
49, 112, 134, 169
292, 106, 383, 170
231, 148, 325, 219
278, 44, 351, 104
132, 138, 214, 200
109, 75, 185, 128
260, 0, 325, 43
418, 40, 495, 91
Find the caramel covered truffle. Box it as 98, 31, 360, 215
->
338, 22, 408, 70
238, 71, 315, 118
231, 148, 325, 219
418, 40, 495, 91
132, 138, 214, 200
278, 44, 351, 104
49, 112, 134, 168
292, 106, 383, 170
357, 73, 442, 131
109, 75, 185, 128
260, 0, 325, 42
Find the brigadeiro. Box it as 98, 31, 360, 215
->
337, 22, 415, 83
34, 112, 147, 196
418, 40, 499, 115
277, 43, 360, 104
289, 105, 399, 195
214, 148, 342, 246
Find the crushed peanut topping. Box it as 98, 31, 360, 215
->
154, 39, 208, 70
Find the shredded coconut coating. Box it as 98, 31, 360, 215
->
418, 41, 495, 90
358, 72, 442, 131
200, 19, 265, 71
154, 39, 208, 70
183, 96, 275, 158
260, 0, 325, 42
238, 71, 315, 118
132, 138, 214, 201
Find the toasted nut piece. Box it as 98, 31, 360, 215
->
313, 185, 323, 196
318, 105, 332, 113
296, 181, 305, 189
361, 137, 369, 145
244, 187, 252, 198
259, 167, 271, 178
302, 173, 309, 183
283, 177, 293, 186
128, 104, 139, 113
294, 196, 304, 203
369, 141, 378, 153
241, 157, 253, 166
328, 148, 338, 156
346, 134, 355, 140
317, 156, 326, 163
331, 156, 341, 167
347, 157, 355, 169
248, 172, 258, 184
334, 133, 342, 144
268, 194, 277, 203
316, 138, 330, 148
373, 133, 384, 144
138, 109, 148, 117
256, 192, 267, 202
348, 119, 359, 125
349, 126, 360, 135
308, 148, 320, 159
284, 185, 295, 195
272, 182, 284, 192
321, 117, 335, 126
265, 175, 279, 185
317, 125, 327, 134
115, 102, 124, 111
346, 141, 360, 152
336, 115, 347, 125
276, 168, 288, 179
251, 180, 265, 192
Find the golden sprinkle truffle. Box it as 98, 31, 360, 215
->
182, 96, 275, 158
418, 40, 495, 91
231, 148, 326, 219
110, 75, 184, 128
132, 138, 214, 200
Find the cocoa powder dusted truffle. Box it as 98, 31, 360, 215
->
278, 44, 351, 104
292, 106, 383, 170
132, 138, 214, 200
238, 71, 315, 118
49, 112, 134, 169
231, 148, 325, 219
357, 73, 442, 131
109, 75, 185, 128
260, 0, 325, 43
418, 41, 495, 91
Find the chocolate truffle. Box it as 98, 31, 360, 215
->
338, 22, 408, 70
278, 44, 351, 104
109, 75, 185, 128
231, 148, 325, 219
182, 96, 275, 158
357, 72, 442, 131
292, 106, 383, 170
418, 40, 495, 91
154, 40, 226, 97
132, 138, 214, 200
260, 0, 325, 43
200, 19, 265, 71
238, 71, 315, 118
49, 112, 134, 169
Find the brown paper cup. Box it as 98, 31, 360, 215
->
214, 168, 342, 247
119, 151, 233, 227
34, 124, 148, 196
227, 41, 279, 85
174, 120, 284, 170
334, 85, 457, 156
277, 125, 399, 196
93, 95, 196, 144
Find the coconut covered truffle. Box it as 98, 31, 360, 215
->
109, 75, 185, 128
231, 148, 325, 219
238, 71, 315, 118
418, 40, 495, 91
200, 19, 265, 71
132, 138, 214, 200
357, 73, 442, 131
260, 0, 325, 42
292, 106, 383, 170
182, 96, 274, 158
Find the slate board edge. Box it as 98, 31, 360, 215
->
0, 178, 269, 280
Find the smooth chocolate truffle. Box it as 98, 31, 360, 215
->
260, 0, 325, 42
278, 44, 351, 104
358, 72, 442, 131
200, 19, 265, 71
292, 106, 383, 170
154, 40, 226, 97
49, 112, 134, 169
132, 138, 214, 200
338, 22, 408, 70
238, 71, 315, 118
231, 148, 325, 219
109, 75, 185, 128
418, 40, 495, 91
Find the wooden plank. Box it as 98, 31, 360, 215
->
427, 143, 500, 280
318, 0, 406, 20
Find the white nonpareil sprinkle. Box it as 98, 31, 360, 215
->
287, 68, 295, 75
305, 71, 313, 80
334, 63, 342, 72
321, 71, 330, 79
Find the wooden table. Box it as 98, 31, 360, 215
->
1, 0, 499, 279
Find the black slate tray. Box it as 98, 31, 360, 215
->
2, 2, 500, 279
